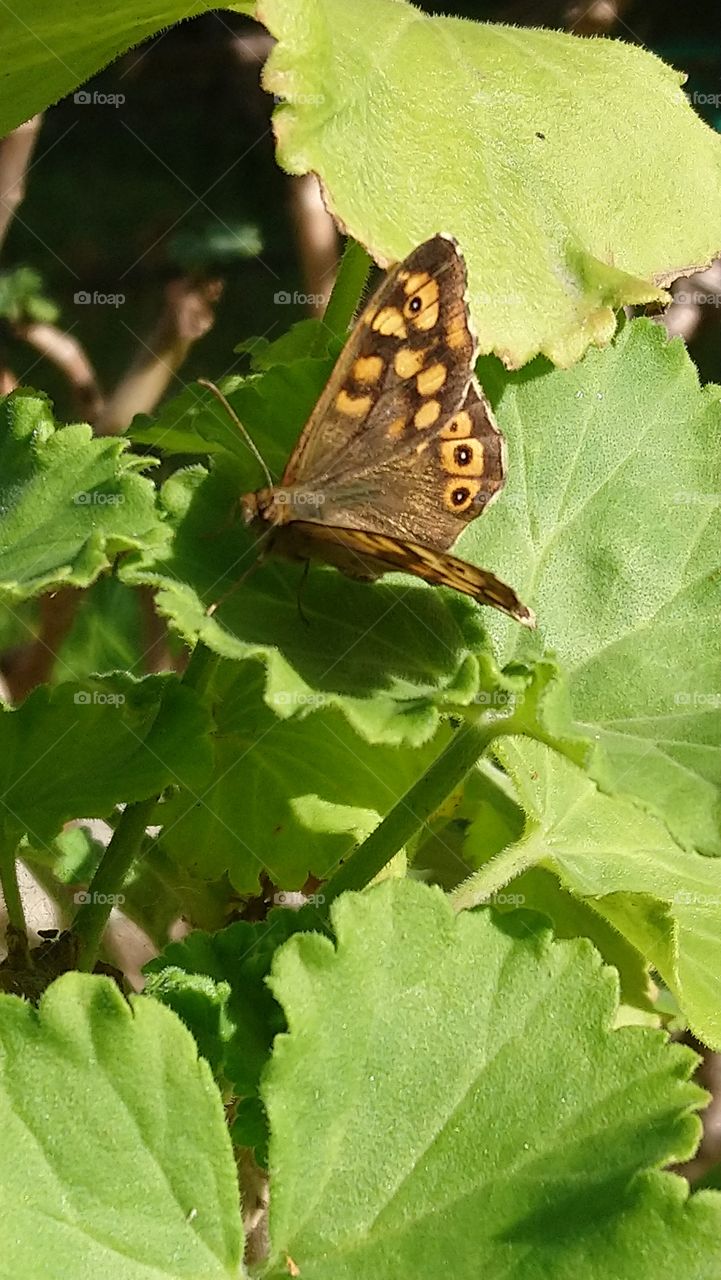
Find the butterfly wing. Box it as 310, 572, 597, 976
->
274, 520, 535, 628
281, 234, 475, 489
291, 378, 506, 545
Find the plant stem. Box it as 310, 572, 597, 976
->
322, 720, 503, 908
450, 837, 539, 914
74, 796, 157, 971
318, 237, 373, 347
0, 832, 26, 932
73, 642, 219, 971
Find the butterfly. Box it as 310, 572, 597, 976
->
227, 235, 534, 626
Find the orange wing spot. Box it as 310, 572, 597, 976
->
353, 355, 384, 384
440, 410, 473, 438
372, 306, 408, 338
417, 362, 447, 396
444, 477, 482, 512
386, 415, 408, 439
336, 389, 373, 417
441, 438, 485, 476
414, 399, 441, 430
404, 278, 440, 331
446, 320, 469, 350
394, 347, 427, 379
404, 271, 431, 294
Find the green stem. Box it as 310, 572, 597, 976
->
322, 720, 504, 908
450, 838, 539, 914
0, 833, 26, 932
73, 641, 219, 971
318, 238, 373, 347
74, 796, 157, 971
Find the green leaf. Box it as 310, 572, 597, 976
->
53, 575, 145, 683
0, 267, 59, 325
0, 973, 244, 1278
145, 907, 328, 1101
156, 663, 450, 890
262, 880, 719, 1279
0, 390, 162, 603
261, 0, 721, 367
468, 320, 721, 855
0, 674, 212, 848
467, 738, 721, 1050
0, 2, 256, 137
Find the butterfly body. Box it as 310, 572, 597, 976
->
240, 235, 534, 627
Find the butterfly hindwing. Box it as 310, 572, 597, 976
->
273, 521, 535, 627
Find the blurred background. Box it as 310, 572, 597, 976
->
1, 0, 720, 429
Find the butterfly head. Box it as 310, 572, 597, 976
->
241, 487, 289, 527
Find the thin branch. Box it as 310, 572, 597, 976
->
13, 321, 105, 423
0, 114, 43, 254
95, 276, 224, 434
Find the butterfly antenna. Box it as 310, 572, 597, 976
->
197, 378, 273, 488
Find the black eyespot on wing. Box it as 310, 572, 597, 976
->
451, 486, 470, 506
454, 445, 471, 466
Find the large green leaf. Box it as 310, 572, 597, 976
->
261, 0, 721, 367
0, 390, 162, 603
465, 319, 721, 855
0, 974, 244, 1279
0, 2, 255, 137
155, 663, 449, 891
261, 879, 719, 1279
459, 738, 721, 1050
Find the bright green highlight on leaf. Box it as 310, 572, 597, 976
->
0, 973, 244, 1278
466, 319, 721, 857
262, 880, 719, 1279
458, 737, 721, 1051
262, 0, 721, 367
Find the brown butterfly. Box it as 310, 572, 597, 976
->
214, 235, 534, 626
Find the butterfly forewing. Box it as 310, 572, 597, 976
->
282, 234, 474, 491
